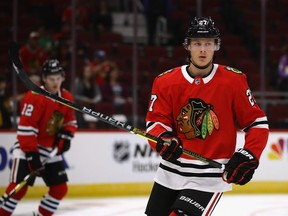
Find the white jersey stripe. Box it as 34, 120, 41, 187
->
17, 125, 39, 133
155, 158, 232, 192
146, 121, 172, 134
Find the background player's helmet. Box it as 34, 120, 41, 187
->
42, 59, 65, 77
183, 17, 221, 51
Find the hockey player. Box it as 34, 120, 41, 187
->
0, 59, 77, 216
145, 17, 269, 216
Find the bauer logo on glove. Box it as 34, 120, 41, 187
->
222, 148, 259, 185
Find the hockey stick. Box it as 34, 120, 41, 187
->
9, 42, 224, 170
1, 148, 58, 206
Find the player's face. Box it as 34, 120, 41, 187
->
188, 38, 216, 66
43, 74, 64, 94
176, 104, 193, 133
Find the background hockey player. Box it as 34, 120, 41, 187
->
0, 59, 77, 216
145, 17, 269, 216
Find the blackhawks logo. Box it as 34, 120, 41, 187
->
176, 98, 219, 139
46, 110, 64, 136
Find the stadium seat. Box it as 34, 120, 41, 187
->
77, 31, 95, 45
98, 31, 123, 44
144, 46, 168, 59
267, 104, 288, 128
114, 44, 134, 57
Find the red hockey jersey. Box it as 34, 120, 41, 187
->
17, 87, 77, 153
146, 64, 269, 192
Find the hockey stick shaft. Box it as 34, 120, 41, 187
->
2, 148, 58, 205
9, 42, 224, 170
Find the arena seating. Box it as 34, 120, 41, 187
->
1, 0, 287, 129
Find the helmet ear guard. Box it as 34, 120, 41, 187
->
214, 38, 221, 51
183, 16, 221, 51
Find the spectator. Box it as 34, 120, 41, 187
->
100, 66, 131, 113
73, 64, 102, 128
14, 74, 42, 103
277, 44, 288, 91
92, 0, 113, 33
19, 31, 48, 75
0, 76, 12, 129
52, 22, 71, 44
37, 25, 57, 56
90, 49, 116, 85
62, 0, 90, 31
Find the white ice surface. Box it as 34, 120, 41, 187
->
13, 194, 288, 216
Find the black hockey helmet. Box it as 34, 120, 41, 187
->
42, 59, 65, 77
183, 17, 221, 51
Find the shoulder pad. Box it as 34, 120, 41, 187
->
157, 68, 174, 78
224, 66, 243, 74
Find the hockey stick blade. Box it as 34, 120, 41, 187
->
1, 148, 58, 206
9, 42, 224, 170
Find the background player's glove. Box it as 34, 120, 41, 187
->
54, 130, 73, 155
156, 132, 183, 161
26, 152, 45, 176
222, 148, 259, 185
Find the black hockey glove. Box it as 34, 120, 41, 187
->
156, 132, 183, 161
26, 152, 45, 176
54, 130, 73, 155
222, 148, 259, 185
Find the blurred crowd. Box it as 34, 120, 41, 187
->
1, 0, 136, 129
1, 0, 288, 130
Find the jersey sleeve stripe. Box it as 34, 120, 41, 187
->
243, 117, 269, 132
146, 121, 172, 134
17, 125, 39, 134
63, 120, 78, 128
